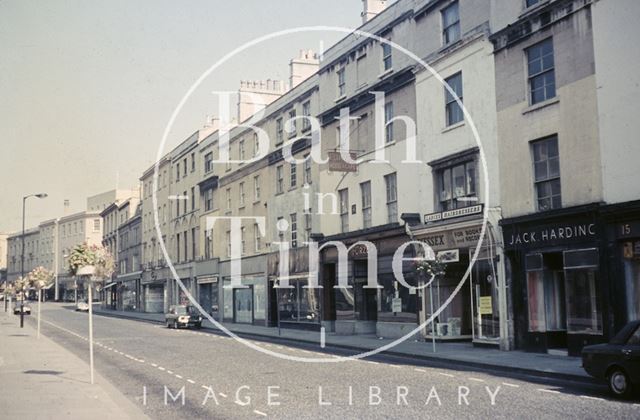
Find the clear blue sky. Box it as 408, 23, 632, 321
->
0, 0, 364, 233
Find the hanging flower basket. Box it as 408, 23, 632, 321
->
27, 266, 55, 290
414, 255, 447, 282
67, 243, 115, 280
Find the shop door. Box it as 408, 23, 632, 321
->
354, 260, 377, 322
199, 283, 212, 314
234, 287, 254, 324
471, 257, 500, 341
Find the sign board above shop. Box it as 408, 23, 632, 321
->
419, 225, 485, 252
503, 219, 598, 251
424, 204, 484, 224
327, 150, 358, 172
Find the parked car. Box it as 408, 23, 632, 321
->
75, 301, 90, 312
165, 305, 202, 329
13, 303, 31, 315
582, 320, 640, 398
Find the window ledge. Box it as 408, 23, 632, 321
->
335, 95, 347, 104
253, 200, 261, 205
378, 68, 394, 79
442, 120, 465, 134
523, 97, 559, 115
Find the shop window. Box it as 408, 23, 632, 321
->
437, 160, 477, 211
277, 278, 320, 323
525, 253, 566, 332
564, 249, 602, 334
623, 243, 640, 321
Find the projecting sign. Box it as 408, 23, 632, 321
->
328, 151, 358, 172
424, 204, 483, 223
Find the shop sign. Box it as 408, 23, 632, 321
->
623, 241, 640, 259
420, 225, 485, 251
424, 204, 483, 223
618, 221, 640, 239
392, 297, 402, 313
328, 150, 358, 172
478, 296, 493, 315
504, 222, 597, 250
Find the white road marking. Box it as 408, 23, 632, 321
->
580, 395, 604, 401
438, 372, 455, 378
158, 367, 166, 371
414, 368, 427, 373
167, 370, 174, 375
253, 410, 267, 417
187, 379, 196, 384
219, 392, 228, 398
201, 385, 210, 390
175, 374, 183, 379
468, 377, 485, 383
151, 363, 158, 367
502, 382, 520, 388
537, 389, 560, 394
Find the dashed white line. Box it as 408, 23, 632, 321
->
167, 370, 174, 375
253, 410, 267, 417
537, 389, 560, 394
201, 385, 210, 391
580, 395, 604, 401
438, 372, 455, 378
502, 382, 520, 388
175, 374, 183, 379
158, 367, 166, 371
468, 377, 485, 383
151, 363, 158, 367
414, 368, 427, 373
187, 379, 196, 384
219, 392, 228, 398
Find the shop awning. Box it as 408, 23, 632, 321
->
102, 282, 117, 289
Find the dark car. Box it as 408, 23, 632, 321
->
582, 320, 640, 398
165, 305, 203, 329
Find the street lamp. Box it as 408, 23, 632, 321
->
20, 193, 47, 328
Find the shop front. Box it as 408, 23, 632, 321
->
412, 206, 504, 347
603, 200, 640, 334
141, 268, 166, 313
219, 254, 268, 326
117, 271, 142, 311
502, 205, 607, 356
319, 225, 419, 338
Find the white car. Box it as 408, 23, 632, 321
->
13, 303, 31, 315
75, 302, 90, 312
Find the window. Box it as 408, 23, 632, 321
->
337, 67, 346, 97
183, 190, 187, 214
526, 0, 540, 8
303, 154, 312, 184
384, 102, 394, 143
382, 42, 392, 71
290, 213, 298, 248
442, 2, 460, 45
445, 72, 463, 126
239, 140, 245, 163
564, 249, 602, 334
253, 133, 259, 157
339, 189, 349, 233
205, 152, 213, 173
438, 160, 477, 211
191, 227, 196, 260
254, 175, 261, 201
254, 223, 261, 252
532, 136, 561, 211
276, 118, 284, 144
290, 163, 297, 188
385, 173, 398, 224
239, 182, 245, 207
93, 219, 101, 232
288, 110, 297, 138
176, 233, 181, 262
302, 101, 311, 131
176, 163, 180, 181
305, 211, 312, 242
226, 231, 231, 257
527, 38, 555, 105
176, 199, 180, 217
361, 181, 372, 229
205, 229, 213, 259
241, 226, 246, 255
276, 165, 284, 194
191, 153, 195, 172
191, 187, 195, 211
204, 188, 214, 211
226, 188, 231, 211
183, 158, 187, 176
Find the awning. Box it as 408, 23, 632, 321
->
270, 273, 309, 282
44, 283, 55, 290
103, 282, 117, 289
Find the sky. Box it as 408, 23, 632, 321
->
0, 0, 364, 233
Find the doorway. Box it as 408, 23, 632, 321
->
234, 286, 254, 324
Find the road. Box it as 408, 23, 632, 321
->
18, 303, 640, 419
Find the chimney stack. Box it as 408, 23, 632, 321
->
289, 49, 320, 88
362, 0, 387, 24
237, 79, 288, 123
63, 199, 70, 215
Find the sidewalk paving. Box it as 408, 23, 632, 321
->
0, 310, 147, 420
90, 305, 592, 383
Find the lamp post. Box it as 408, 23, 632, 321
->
20, 193, 47, 328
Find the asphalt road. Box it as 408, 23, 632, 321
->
18, 304, 640, 419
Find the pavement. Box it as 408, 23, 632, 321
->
17, 302, 639, 419
0, 309, 147, 420
91, 305, 590, 383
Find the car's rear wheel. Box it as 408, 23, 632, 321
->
166, 320, 172, 329
173, 320, 178, 329
608, 367, 633, 398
